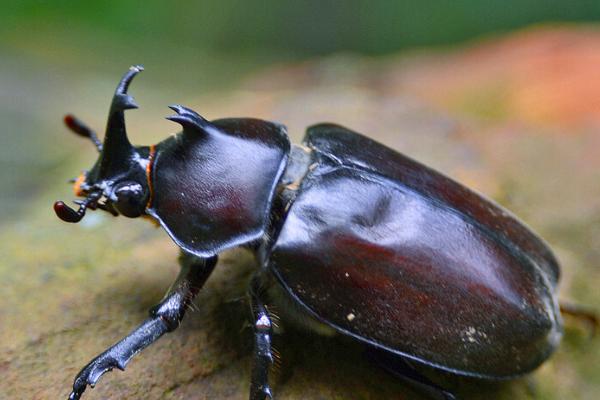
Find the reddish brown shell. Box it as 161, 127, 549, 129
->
268, 124, 562, 378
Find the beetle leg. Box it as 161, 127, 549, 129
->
67, 253, 217, 400
560, 302, 599, 337
367, 348, 457, 400
248, 274, 274, 400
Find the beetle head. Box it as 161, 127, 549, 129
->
54, 65, 150, 223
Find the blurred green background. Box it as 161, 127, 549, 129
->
3, 0, 600, 221
2, 2, 600, 400
5, 1, 600, 57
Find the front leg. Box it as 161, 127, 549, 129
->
249, 274, 274, 400
68, 252, 217, 400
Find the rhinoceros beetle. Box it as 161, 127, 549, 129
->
56, 65, 568, 400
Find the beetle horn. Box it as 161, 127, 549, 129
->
166, 104, 212, 134
100, 65, 143, 175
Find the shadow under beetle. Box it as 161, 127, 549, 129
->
55, 65, 566, 400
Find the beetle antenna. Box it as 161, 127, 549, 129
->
53, 191, 101, 223
64, 114, 103, 151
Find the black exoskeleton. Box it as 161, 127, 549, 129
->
56, 66, 571, 400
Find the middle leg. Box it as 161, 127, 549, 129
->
248, 273, 275, 400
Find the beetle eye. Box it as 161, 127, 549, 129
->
113, 181, 146, 218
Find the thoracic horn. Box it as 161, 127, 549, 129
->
100, 65, 143, 176
166, 104, 212, 134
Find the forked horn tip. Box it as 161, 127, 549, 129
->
166, 104, 210, 132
